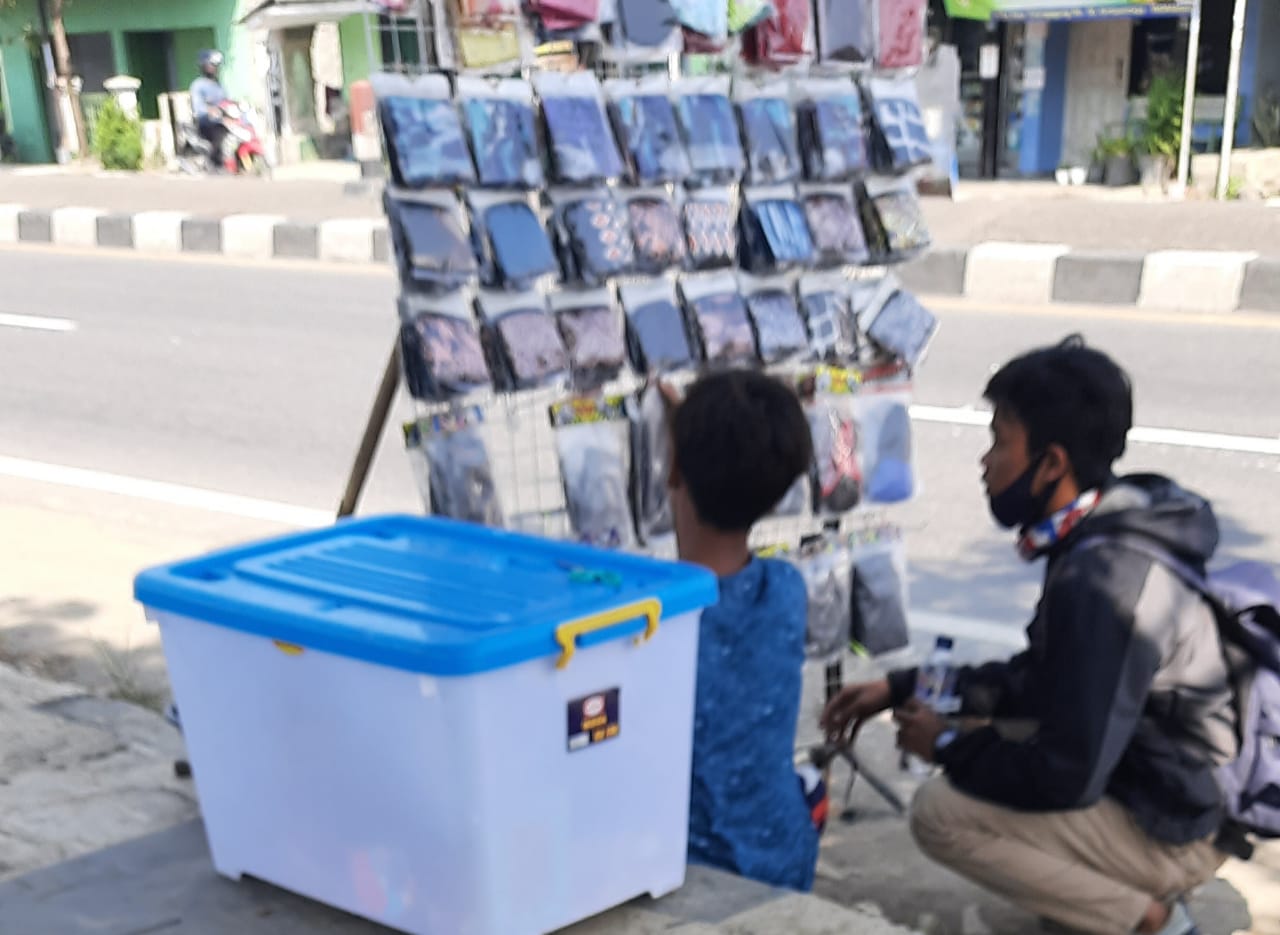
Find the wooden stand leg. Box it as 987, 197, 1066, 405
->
338, 339, 402, 519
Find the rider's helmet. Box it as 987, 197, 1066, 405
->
197, 50, 223, 78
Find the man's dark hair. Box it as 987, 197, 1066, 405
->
672, 370, 813, 532
984, 334, 1132, 490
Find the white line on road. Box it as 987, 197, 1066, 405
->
0, 312, 77, 332
0, 455, 332, 528
910, 404, 1280, 456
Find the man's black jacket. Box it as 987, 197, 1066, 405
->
890, 475, 1237, 844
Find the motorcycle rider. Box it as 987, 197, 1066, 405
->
190, 50, 229, 170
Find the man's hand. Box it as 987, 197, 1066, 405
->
894, 698, 947, 761
821, 678, 892, 745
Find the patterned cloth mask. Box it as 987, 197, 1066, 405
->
738, 97, 801, 184
380, 97, 475, 188
541, 95, 625, 184
463, 98, 544, 189
627, 297, 696, 372
803, 193, 870, 267
492, 308, 569, 388
747, 290, 809, 363
682, 200, 738, 270
628, 197, 687, 273
610, 94, 690, 184
556, 304, 628, 389
677, 93, 746, 185
689, 290, 755, 364
561, 198, 636, 285
401, 313, 491, 400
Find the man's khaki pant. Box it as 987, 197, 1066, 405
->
909, 778, 1226, 935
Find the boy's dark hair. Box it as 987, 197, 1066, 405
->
984, 334, 1132, 490
672, 370, 813, 532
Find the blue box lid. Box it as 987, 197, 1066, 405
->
134, 515, 718, 676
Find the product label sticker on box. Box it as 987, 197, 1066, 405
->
567, 688, 620, 752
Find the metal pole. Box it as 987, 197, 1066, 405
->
1215, 0, 1249, 200
338, 339, 402, 519
1176, 0, 1201, 192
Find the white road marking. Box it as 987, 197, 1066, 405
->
0, 312, 77, 332
910, 404, 1280, 456
0, 455, 332, 528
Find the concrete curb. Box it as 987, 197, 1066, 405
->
900, 242, 1275, 314
2, 200, 1274, 312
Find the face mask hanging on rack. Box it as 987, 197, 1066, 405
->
385, 192, 479, 293
373, 73, 476, 190
627, 190, 688, 274
458, 77, 543, 190
467, 191, 560, 290
795, 78, 870, 183
674, 77, 746, 187
629, 383, 675, 544
848, 525, 910, 657
550, 288, 630, 392
551, 397, 638, 550
606, 77, 691, 185
476, 291, 571, 392
679, 272, 757, 367
620, 278, 699, 375
551, 189, 637, 287
398, 293, 493, 402
405, 410, 505, 528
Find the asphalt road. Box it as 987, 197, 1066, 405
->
3, 246, 1280, 687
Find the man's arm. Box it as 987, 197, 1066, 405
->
935, 549, 1159, 810
886, 649, 1037, 717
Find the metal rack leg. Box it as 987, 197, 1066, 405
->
338, 338, 402, 520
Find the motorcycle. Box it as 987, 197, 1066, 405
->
177, 100, 269, 177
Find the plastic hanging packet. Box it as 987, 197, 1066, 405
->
399, 302, 493, 401
854, 388, 916, 504
405, 411, 505, 528
807, 385, 862, 515
553, 297, 628, 391
535, 72, 626, 185
849, 528, 910, 657
627, 194, 688, 273
866, 289, 937, 370
386, 195, 479, 292
620, 280, 698, 374
556, 194, 637, 286
799, 285, 858, 364
737, 95, 802, 185
608, 92, 691, 184
675, 81, 745, 186
630, 384, 675, 543
378, 95, 476, 189
746, 289, 811, 364
460, 84, 544, 189
680, 275, 756, 366
793, 536, 853, 660
477, 293, 570, 391
551, 397, 638, 550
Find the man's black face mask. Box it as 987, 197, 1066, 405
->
988, 455, 1058, 530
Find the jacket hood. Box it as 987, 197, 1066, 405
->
1075, 473, 1219, 566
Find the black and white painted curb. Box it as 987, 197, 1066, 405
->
4, 202, 1276, 313
898, 241, 1280, 314
0, 204, 390, 266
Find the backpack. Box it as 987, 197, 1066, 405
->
1085, 535, 1280, 857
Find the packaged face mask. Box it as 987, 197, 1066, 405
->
867, 77, 933, 175
799, 284, 858, 364
460, 83, 544, 189
553, 297, 629, 391
477, 293, 570, 391
737, 95, 802, 185
807, 394, 861, 515
864, 183, 931, 262
553, 402, 637, 550
621, 283, 698, 374
400, 302, 493, 401
740, 195, 817, 274
854, 389, 915, 504
876, 0, 926, 69
470, 195, 560, 290
746, 289, 810, 364
405, 412, 504, 528
741, 0, 811, 69
792, 536, 853, 660
680, 274, 756, 366
797, 83, 869, 182
849, 531, 910, 657
803, 190, 870, 268
866, 289, 937, 370
557, 195, 637, 286
387, 196, 479, 292
608, 89, 691, 184
675, 80, 745, 186
629, 383, 675, 543
535, 73, 625, 185
378, 88, 476, 189
627, 195, 688, 273
682, 195, 738, 271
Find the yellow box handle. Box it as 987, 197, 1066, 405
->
555, 598, 662, 669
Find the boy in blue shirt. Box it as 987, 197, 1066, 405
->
665, 370, 823, 891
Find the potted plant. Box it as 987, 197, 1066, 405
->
1096, 134, 1135, 187
1138, 71, 1183, 190
1056, 163, 1071, 186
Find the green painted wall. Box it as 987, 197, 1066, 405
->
0, 0, 254, 162
338, 14, 370, 88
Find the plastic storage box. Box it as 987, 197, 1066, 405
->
134, 515, 718, 935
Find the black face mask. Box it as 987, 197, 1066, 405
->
988, 456, 1058, 530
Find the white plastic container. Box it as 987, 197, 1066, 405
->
135, 515, 717, 935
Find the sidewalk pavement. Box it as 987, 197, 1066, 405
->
0, 640, 1275, 935
3, 169, 1280, 312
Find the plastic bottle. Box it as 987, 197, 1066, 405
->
903, 635, 958, 777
